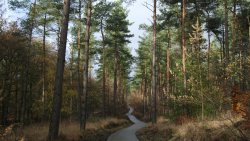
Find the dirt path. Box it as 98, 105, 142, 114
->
107, 106, 146, 141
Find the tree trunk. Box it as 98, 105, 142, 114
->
224, 0, 229, 63
21, 0, 37, 123
248, 17, 250, 88
232, 0, 237, 86
143, 65, 147, 117
76, 0, 84, 129
15, 78, 18, 122
197, 40, 204, 120
48, 0, 70, 140
223, 0, 230, 98
207, 30, 211, 87
81, 0, 92, 131
1, 69, 8, 125
69, 43, 74, 122
181, 0, 187, 95
107, 72, 110, 115
113, 43, 118, 116
166, 29, 171, 115
151, 0, 157, 124
42, 12, 47, 115
101, 17, 106, 117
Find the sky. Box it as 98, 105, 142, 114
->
125, 0, 152, 56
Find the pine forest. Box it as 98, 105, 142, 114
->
0, 0, 250, 141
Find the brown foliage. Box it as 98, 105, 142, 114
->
0, 123, 24, 141
175, 113, 195, 125
231, 86, 250, 120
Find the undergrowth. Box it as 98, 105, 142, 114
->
0, 117, 130, 141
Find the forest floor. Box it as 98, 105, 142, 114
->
136, 115, 250, 141
0, 117, 131, 141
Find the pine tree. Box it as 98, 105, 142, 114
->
105, 2, 133, 115
48, 0, 70, 140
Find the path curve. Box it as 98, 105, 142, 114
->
107, 106, 146, 141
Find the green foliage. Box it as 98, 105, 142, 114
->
133, 0, 250, 122
9, 0, 30, 10
105, 3, 133, 45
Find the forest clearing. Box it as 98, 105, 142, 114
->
0, 0, 250, 141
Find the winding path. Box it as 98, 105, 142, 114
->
107, 106, 146, 141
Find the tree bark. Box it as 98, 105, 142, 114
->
101, 17, 106, 117
224, 0, 229, 63
143, 64, 147, 117
22, 0, 37, 123
81, 0, 92, 131
151, 0, 157, 124
48, 0, 70, 140
181, 0, 187, 95
76, 0, 84, 129
207, 29, 211, 89
166, 29, 171, 115
42, 12, 47, 115
223, 0, 230, 98
113, 42, 118, 116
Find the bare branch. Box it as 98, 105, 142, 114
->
142, 2, 153, 12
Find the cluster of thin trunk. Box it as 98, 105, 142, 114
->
136, 0, 250, 123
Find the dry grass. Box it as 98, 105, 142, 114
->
85, 117, 126, 130
173, 116, 243, 137
1, 117, 130, 141
137, 116, 250, 141
22, 122, 49, 141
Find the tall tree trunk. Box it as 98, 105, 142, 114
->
224, 0, 229, 63
6, 74, 13, 124
76, 0, 83, 129
166, 29, 171, 115
181, 0, 187, 95
143, 65, 147, 117
107, 72, 110, 115
81, 0, 92, 130
19, 71, 24, 122
69, 44, 74, 122
151, 0, 157, 124
101, 17, 106, 117
206, 11, 211, 90
119, 71, 123, 105
197, 35, 204, 120
232, 0, 237, 86
42, 12, 47, 115
224, 0, 230, 98
1, 68, 8, 125
27, 83, 32, 121
248, 17, 250, 88
207, 30, 211, 89
22, 0, 37, 123
15, 78, 18, 122
113, 42, 118, 116
48, 0, 70, 140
